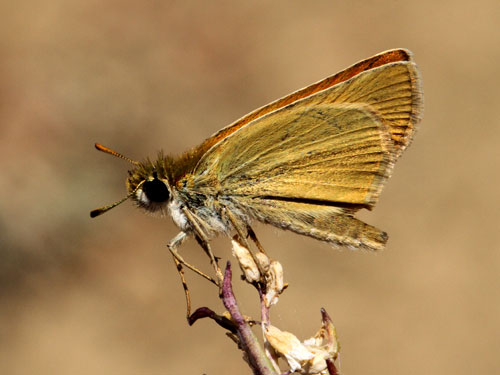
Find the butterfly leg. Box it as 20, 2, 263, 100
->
167, 231, 219, 285
246, 226, 267, 255
222, 207, 269, 280
221, 206, 252, 247
167, 232, 192, 319
181, 207, 224, 286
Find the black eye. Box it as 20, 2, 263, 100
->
142, 178, 169, 203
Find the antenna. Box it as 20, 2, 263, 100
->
90, 180, 145, 218
94, 143, 139, 165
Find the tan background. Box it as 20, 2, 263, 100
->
1, 1, 499, 374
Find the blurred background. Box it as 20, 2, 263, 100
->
1, 1, 499, 374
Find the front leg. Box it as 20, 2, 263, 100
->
167, 231, 218, 285
181, 206, 224, 286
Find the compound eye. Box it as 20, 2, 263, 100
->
142, 178, 169, 203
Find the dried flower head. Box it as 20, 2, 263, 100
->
264, 260, 285, 307
263, 309, 340, 374
231, 238, 260, 283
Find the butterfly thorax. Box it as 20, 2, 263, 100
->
126, 153, 232, 237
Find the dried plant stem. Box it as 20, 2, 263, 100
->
222, 262, 278, 375
187, 243, 339, 375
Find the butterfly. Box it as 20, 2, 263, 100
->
92, 48, 422, 294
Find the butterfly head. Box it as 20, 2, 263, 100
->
90, 143, 173, 218
126, 159, 172, 215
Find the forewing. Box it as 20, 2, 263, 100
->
310, 60, 422, 157
173, 52, 421, 186
192, 104, 394, 208
189, 58, 421, 208
193, 49, 414, 157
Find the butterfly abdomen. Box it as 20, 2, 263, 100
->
239, 197, 387, 251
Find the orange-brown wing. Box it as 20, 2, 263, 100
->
188, 58, 421, 209
195, 49, 414, 156
190, 104, 394, 208
173, 49, 421, 186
